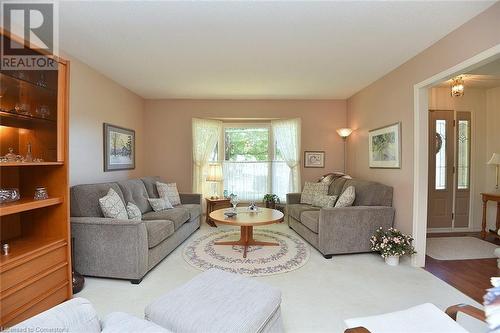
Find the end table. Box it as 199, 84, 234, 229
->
205, 197, 231, 227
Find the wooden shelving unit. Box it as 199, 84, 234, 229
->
0, 28, 71, 327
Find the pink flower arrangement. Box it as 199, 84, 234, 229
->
370, 227, 416, 258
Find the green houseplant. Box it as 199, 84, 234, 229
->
263, 194, 280, 209
370, 227, 416, 266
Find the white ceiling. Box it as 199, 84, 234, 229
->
58, 1, 495, 99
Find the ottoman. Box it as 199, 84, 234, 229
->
145, 269, 284, 333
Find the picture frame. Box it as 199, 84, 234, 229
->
103, 123, 135, 171
368, 122, 401, 169
304, 151, 325, 168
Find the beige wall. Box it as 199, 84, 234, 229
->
346, 3, 500, 233
69, 57, 145, 185
486, 87, 500, 227
143, 99, 347, 193
428, 87, 488, 231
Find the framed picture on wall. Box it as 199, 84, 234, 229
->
103, 123, 135, 171
368, 122, 401, 169
304, 151, 325, 168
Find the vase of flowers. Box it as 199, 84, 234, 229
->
370, 227, 416, 266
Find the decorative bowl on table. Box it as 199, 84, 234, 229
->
224, 210, 237, 218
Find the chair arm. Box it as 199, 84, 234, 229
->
318, 206, 395, 254
70, 217, 148, 280
446, 304, 486, 322
179, 193, 202, 205
344, 327, 371, 333
286, 193, 302, 205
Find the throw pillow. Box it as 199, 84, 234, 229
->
300, 182, 329, 205
156, 182, 181, 206
99, 188, 128, 220
335, 186, 356, 208
126, 202, 142, 221
148, 197, 173, 212
312, 195, 337, 208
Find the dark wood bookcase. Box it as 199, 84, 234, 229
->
0, 29, 72, 327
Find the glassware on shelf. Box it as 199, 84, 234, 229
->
25, 142, 33, 162
34, 187, 48, 200
2, 243, 9, 256
35, 105, 50, 118
0, 188, 20, 203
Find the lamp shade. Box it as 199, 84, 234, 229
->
336, 128, 353, 138
487, 153, 500, 165
206, 163, 223, 182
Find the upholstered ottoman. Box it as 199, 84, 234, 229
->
145, 269, 284, 333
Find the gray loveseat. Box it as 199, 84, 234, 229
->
70, 176, 201, 284
287, 177, 395, 258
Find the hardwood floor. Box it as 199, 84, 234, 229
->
424, 232, 500, 304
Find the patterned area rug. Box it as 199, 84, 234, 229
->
183, 228, 310, 276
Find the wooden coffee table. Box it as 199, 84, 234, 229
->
209, 207, 284, 258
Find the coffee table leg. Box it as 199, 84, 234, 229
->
214, 226, 279, 258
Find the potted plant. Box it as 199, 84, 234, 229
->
370, 227, 416, 266
263, 194, 280, 209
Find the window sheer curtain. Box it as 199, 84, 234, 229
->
272, 118, 301, 193
192, 118, 223, 198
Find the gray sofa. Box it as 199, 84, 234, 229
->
287, 177, 395, 258
70, 176, 201, 284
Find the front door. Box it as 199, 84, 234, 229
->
428, 110, 454, 228
427, 110, 472, 229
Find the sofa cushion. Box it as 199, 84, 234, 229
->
328, 177, 348, 196
335, 186, 356, 208
148, 197, 173, 212
142, 207, 190, 230
157, 182, 181, 206
71, 183, 124, 217
126, 202, 142, 221
300, 211, 320, 233
144, 220, 175, 248
102, 312, 172, 333
287, 204, 319, 221
312, 194, 337, 208
145, 269, 282, 333
99, 188, 128, 220
342, 179, 393, 206
141, 176, 162, 198
117, 179, 152, 214
300, 182, 329, 204
181, 204, 202, 220
8, 298, 101, 333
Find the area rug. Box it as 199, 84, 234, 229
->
426, 237, 498, 260
183, 228, 310, 276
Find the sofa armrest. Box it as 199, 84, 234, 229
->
318, 206, 395, 254
286, 193, 302, 204
71, 217, 148, 280
179, 193, 202, 205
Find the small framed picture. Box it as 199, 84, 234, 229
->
369, 122, 401, 169
304, 151, 325, 168
103, 123, 135, 171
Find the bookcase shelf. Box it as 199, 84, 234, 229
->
0, 162, 63, 167
0, 197, 63, 217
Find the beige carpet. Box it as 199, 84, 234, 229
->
426, 236, 498, 260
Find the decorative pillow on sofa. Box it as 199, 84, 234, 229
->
300, 182, 329, 205
127, 202, 142, 221
156, 182, 181, 206
335, 186, 355, 208
312, 195, 337, 208
99, 188, 128, 220
148, 197, 174, 212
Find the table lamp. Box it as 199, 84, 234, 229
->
206, 163, 223, 199
487, 153, 500, 190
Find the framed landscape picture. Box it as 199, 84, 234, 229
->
304, 151, 325, 168
103, 123, 135, 171
369, 122, 401, 169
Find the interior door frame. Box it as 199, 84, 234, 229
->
412, 44, 500, 267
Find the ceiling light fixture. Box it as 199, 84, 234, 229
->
451, 76, 465, 97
